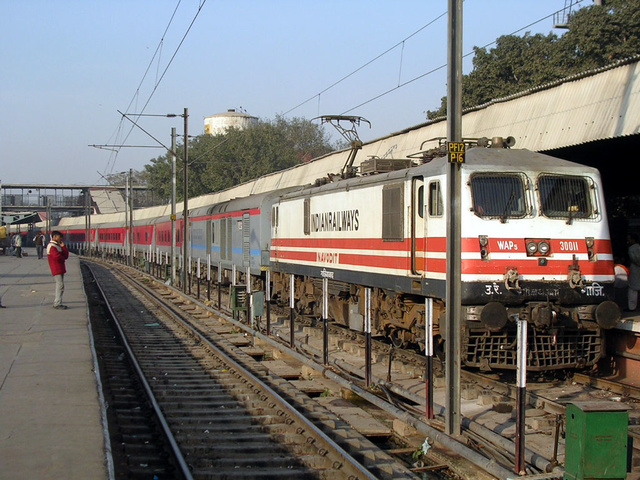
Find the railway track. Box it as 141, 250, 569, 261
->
83, 260, 423, 480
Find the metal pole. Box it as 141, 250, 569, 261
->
247, 267, 252, 326
445, 0, 463, 436
217, 261, 222, 309
322, 277, 329, 365
265, 269, 271, 336
85, 189, 89, 255
181, 108, 189, 293
197, 257, 201, 298
290, 274, 295, 349
88, 192, 91, 257
231, 264, 237, 317
515, 317, 527, 475
364, 288, 372, 387
124, 174, 129, 263
129, 168, 134, 266
171, 127, 177, 285
425, 297, 434, 419
207, 253, 211, 301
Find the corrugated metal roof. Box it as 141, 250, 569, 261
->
90, 188, 126, 214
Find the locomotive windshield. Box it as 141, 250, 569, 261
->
538, 174, 593, 220
470, 173, 527, 220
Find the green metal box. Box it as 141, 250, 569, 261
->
564, 401, 629, 480
231, 285, 248, 312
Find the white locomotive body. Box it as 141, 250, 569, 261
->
270, 146, 619, 370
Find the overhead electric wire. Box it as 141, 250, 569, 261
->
101, 0, 208, 179
283, 10, 448, 116
287, 1, 584, 119
102, 0, 183, 177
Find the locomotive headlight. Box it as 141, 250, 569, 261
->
478, 236, 490, 261
526, 239, 551, 257
538, 241, 550, 255
585, 237, 595, 248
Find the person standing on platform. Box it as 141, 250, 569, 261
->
47, 231, 69, 310
628, 233, 640, 312
34, 231, 45, 259
14, 233, 22, 258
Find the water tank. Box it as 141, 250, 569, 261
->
204, 109, 258, 136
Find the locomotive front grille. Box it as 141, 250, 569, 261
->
463, 326, 603, 371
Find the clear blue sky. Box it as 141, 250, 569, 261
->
0, 0, 579, 185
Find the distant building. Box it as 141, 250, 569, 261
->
204, 109, 258, 136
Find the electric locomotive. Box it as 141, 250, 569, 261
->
269, 139, 620, 371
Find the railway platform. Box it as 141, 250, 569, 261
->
0, 248, 107, 480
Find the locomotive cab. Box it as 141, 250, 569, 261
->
458, 147, 620, 371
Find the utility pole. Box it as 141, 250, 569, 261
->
171, 127, 177, 286
129, 169, 134, 266
181, 108, 189, 293
445, 0, 463, 437
85, 188, 91, 256
125, 173, 129, 262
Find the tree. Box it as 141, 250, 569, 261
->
426, 0, 640, 119
559, 0, 640, 71
144, 116, 336, 202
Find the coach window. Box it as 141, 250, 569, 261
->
383, 183, 404, 241
428, 181, 443, 217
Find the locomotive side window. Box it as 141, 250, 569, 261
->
383, 183, 404, 241
470, 173, 526, 220
428, 181, 443, 217
538, 174, 593, 220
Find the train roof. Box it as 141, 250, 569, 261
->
192, 187, 304, 217
279, 148, 602, 199
462, 147, 600, 173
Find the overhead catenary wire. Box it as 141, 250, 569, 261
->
101, 0, 208, 179
102, 0, 184, 177
287, 2, 583, 119
283, 10, 448, 117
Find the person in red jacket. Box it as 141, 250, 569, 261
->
47, 231, 69, 309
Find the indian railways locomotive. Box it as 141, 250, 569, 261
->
58, 138, 621, 371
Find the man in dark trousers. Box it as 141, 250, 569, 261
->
34, 231, 45, 259
47, 231, 69, 309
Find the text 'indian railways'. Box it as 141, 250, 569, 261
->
311, 210, 359, 232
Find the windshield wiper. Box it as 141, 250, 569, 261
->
500, 189, 516, 223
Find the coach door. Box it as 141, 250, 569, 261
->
411, 176, 425, 275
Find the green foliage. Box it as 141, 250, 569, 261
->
143, 116, 335, 201
426, 0, 640, 119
